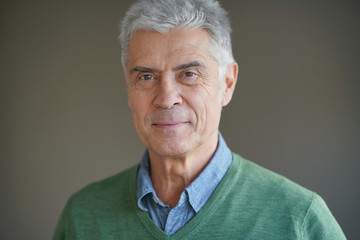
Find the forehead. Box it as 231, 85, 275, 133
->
126, 28, 214, 70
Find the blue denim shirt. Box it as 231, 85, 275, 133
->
136, 132, 232, 235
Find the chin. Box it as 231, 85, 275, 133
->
147, 136, 197, 158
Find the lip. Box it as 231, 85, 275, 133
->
152, 121, 189, 129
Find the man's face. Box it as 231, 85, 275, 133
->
125, 28, 234, 159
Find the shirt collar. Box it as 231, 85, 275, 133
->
185, 132, 232, 212
136, 149, 154, 211
136, 132, 232, 212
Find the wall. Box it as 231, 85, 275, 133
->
1, 0, 359, 239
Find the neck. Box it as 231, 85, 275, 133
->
149, 133, 218, 208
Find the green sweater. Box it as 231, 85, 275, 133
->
53, 154, 346, 239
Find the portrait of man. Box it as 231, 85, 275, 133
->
52, 0, 346, 239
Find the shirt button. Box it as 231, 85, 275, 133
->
152, 196, 158, 204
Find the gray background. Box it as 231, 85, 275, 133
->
1, 0, 359, 239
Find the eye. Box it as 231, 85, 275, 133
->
179, 71, 199, 85
184, 72, 195, 77
180, 71, 198, 80
133, 73, 157, 89
139, 74, 155, 81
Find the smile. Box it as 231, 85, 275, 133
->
152, 121, 189, 129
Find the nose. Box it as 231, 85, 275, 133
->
153, 76, 182, 109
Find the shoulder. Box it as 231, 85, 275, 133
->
227, 153, 346, 239
232, 153, 314, 202
230, 153, 316, 223
67, 164, 139, 208
53, 165, 142, 239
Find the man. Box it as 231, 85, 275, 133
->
54, 0, 346, 239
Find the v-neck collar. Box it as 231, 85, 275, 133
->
128, 153, 242, 239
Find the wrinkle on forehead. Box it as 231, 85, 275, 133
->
126, 28, 214, 72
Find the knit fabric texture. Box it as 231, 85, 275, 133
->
53, 153, 346, 239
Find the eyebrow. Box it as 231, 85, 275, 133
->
129, 61, 205, 74
129, 66, 159, 75
174, 61, 205, 71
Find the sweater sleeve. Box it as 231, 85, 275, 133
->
301, 194, 346, 239
52, 198, 76, 240
52, 203, 68, 240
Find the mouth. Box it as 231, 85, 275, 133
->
152, 121, 189, 129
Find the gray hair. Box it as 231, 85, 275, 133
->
119, 0, 235, 81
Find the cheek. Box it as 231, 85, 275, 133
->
186, 88, 221, 128
128, 93, 148, 123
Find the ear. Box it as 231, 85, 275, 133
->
221, 62, 238, 106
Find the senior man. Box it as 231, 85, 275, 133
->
54, 0, 346, 239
